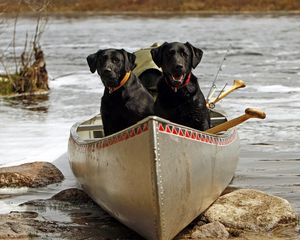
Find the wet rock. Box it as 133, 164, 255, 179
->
7, 188, 143, 240
0, 162, 64, 188
0, 194, 12, 199
0, 211, 38, 239
190, 221, 229, 239
21, 188, 98, 211
1, 188, 299, 240
51, 188, 96, 205
204, 189, 297, 232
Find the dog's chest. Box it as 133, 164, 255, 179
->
158, 81, 197, 105
101, 92, 145, 118
101, 93, 127, 112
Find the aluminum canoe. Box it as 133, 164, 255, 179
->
68, 111, 239, 240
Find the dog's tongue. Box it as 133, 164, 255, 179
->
172, 74, 184, 85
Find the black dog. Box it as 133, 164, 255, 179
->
151, 42, 210, 131
87, 48, 154, 136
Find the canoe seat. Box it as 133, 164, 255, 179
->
78, 124, 102, 131
211, 116, 227, 127
77, 124, 104, 139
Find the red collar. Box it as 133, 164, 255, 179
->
166, 73, 191, 92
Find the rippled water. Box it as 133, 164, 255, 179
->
0, 14, 299, 216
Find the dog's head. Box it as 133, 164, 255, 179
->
87, 49, 136, 89
151, 42, 203, 87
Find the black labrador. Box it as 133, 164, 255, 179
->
151, 42, 210, 131
87, 48, 154, 136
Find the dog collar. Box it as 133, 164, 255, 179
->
109, 71, 131, 93
166, 73, 191, 92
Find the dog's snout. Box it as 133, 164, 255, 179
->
103, 68, 112, 74
176, 64, 183, 70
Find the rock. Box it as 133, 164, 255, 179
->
1, 188, 299, 240
0, 162, 64, 188
51, 188, 96, 205
190, 221, 229, 239
204, 189, 297, 232
0, 211, 38, 239
0, 194, 12, 199
23, 188, 97, 207
0, 188, 143, 240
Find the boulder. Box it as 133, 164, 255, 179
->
6, 188, 142, 240
0, 162, 64, 188
204, 189, 297, 232
51, 188, 96, 205
190, 221, 229, 239
0, 188, 298, 240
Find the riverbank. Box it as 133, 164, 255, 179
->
2, 10, 300, 19
1, 0, 300, 15
0, 158, 298, 240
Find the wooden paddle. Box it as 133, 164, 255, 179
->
206, 108, 266, 134
207, 79, 246, 108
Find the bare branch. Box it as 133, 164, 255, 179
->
24, 0, 50, 12
12, 11, 20, 73
21, 32, 29, 68
0, 0, 50, 94
23, 0, 49, 69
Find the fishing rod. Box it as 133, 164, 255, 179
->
207, 79, 246, 109
206, 44, 231, 103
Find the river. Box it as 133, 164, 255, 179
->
0, 14, 299, 219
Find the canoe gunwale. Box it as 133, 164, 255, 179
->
70, 115, 237, 146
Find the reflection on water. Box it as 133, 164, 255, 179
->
4, 94, 49, 113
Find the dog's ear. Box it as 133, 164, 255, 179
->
150, 42, 167, 68
121, 49, 136, 71
185, 42, 203, 69
87, 51, 101, 73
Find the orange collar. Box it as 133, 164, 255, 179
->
109, 71, 131, 93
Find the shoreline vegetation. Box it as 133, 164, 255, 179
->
0, 46, 49, 96
0, 0, 300, 15
0, 1, 49, 96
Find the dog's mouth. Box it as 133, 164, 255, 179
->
101, 77, 119, 88
168, 73, 185, 87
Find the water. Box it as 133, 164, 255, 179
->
0, 14, 299, 217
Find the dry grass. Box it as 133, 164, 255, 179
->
0, 0, 300, 13
0, 2, 49, 96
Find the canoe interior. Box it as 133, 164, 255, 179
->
76, 109, 227, 141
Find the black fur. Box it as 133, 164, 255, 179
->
87, 48, 154, 136
139, 69, 162, 98
151, 42, 210, 131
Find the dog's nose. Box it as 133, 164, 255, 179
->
103, 68, 112, 75
176, 64, 183, 71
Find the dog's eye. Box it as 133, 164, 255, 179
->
112, 57, 120, 63
100, 55, 109, 63
168, 50, 176, 56
181, 50, 188, 57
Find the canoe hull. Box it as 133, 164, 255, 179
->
68, 116, 239, 240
